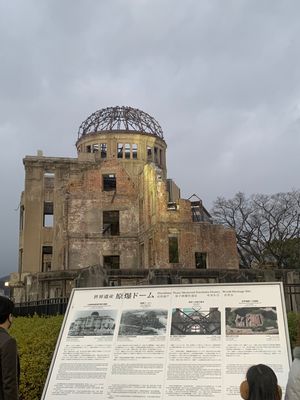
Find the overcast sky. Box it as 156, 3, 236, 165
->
1, 0, 300, 277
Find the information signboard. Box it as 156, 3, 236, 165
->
42, 282, 291, 399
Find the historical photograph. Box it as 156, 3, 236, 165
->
171, 308, 221, 335
226, 307, 279, 335
118, 309, 168, 336
68, 310, 117, 336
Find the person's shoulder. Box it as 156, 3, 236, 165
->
0, 327, 10, 337
0, 328, 15, 346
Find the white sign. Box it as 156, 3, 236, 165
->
42, 282, 291, 400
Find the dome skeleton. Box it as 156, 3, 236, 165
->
78, 106, 164, 139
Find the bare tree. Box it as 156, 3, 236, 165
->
211, 190, 300, 268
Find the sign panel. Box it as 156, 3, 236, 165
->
42, 283, 291, 400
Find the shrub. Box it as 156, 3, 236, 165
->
10, 314, 63, 400
287, 311, 300, 349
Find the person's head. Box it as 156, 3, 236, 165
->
0, 296, 14, 329
240, 364, 281, 400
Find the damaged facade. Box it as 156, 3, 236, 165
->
11, 106, 239, 302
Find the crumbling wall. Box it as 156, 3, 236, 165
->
66, 160, 140, 270
140, 163, 239, 270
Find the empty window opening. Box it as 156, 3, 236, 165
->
42, 246, 53, 272
147, 146, 152, 161
125, 143, 130, 159
100, 143, 107, 159
43, 202, 53, 227
154, 147, 159, 164
117, 143, 123, 158
86, 145, 92, 153
103, 174, 116, 191
103, 255, 120, 270
159, 149, 163, 166
93, 144, 99, 153
132, 144, 138, 159
103, 211, 119, 236
44, 171, 54, 189
169, 236, 179, 263
167, 202, 178, 211
19, 205, 24, 230
195, 252, 207, 269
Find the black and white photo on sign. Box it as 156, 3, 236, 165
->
68, 310, 117, 336
118, 309, 168, 336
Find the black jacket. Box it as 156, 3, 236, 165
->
0, 327, 19, 400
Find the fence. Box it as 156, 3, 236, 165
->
13, 284, 300, 317
285, 284, 300, 313
14, 297, 69, 316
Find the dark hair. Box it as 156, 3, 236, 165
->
246, 364, 280, 400
0, 296, 14, 324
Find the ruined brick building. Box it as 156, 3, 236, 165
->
10, 106, 239, 302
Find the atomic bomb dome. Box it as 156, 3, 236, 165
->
11, 105, 239, 303
78, 106, 164, 139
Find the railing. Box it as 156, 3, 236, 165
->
12, 284, 300, 316
14, 297, 69, 317
284, 284, 300, 313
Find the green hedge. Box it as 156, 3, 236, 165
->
11, 315, 63, 400
9, 312, 300, 400
287, 311, 300, 348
